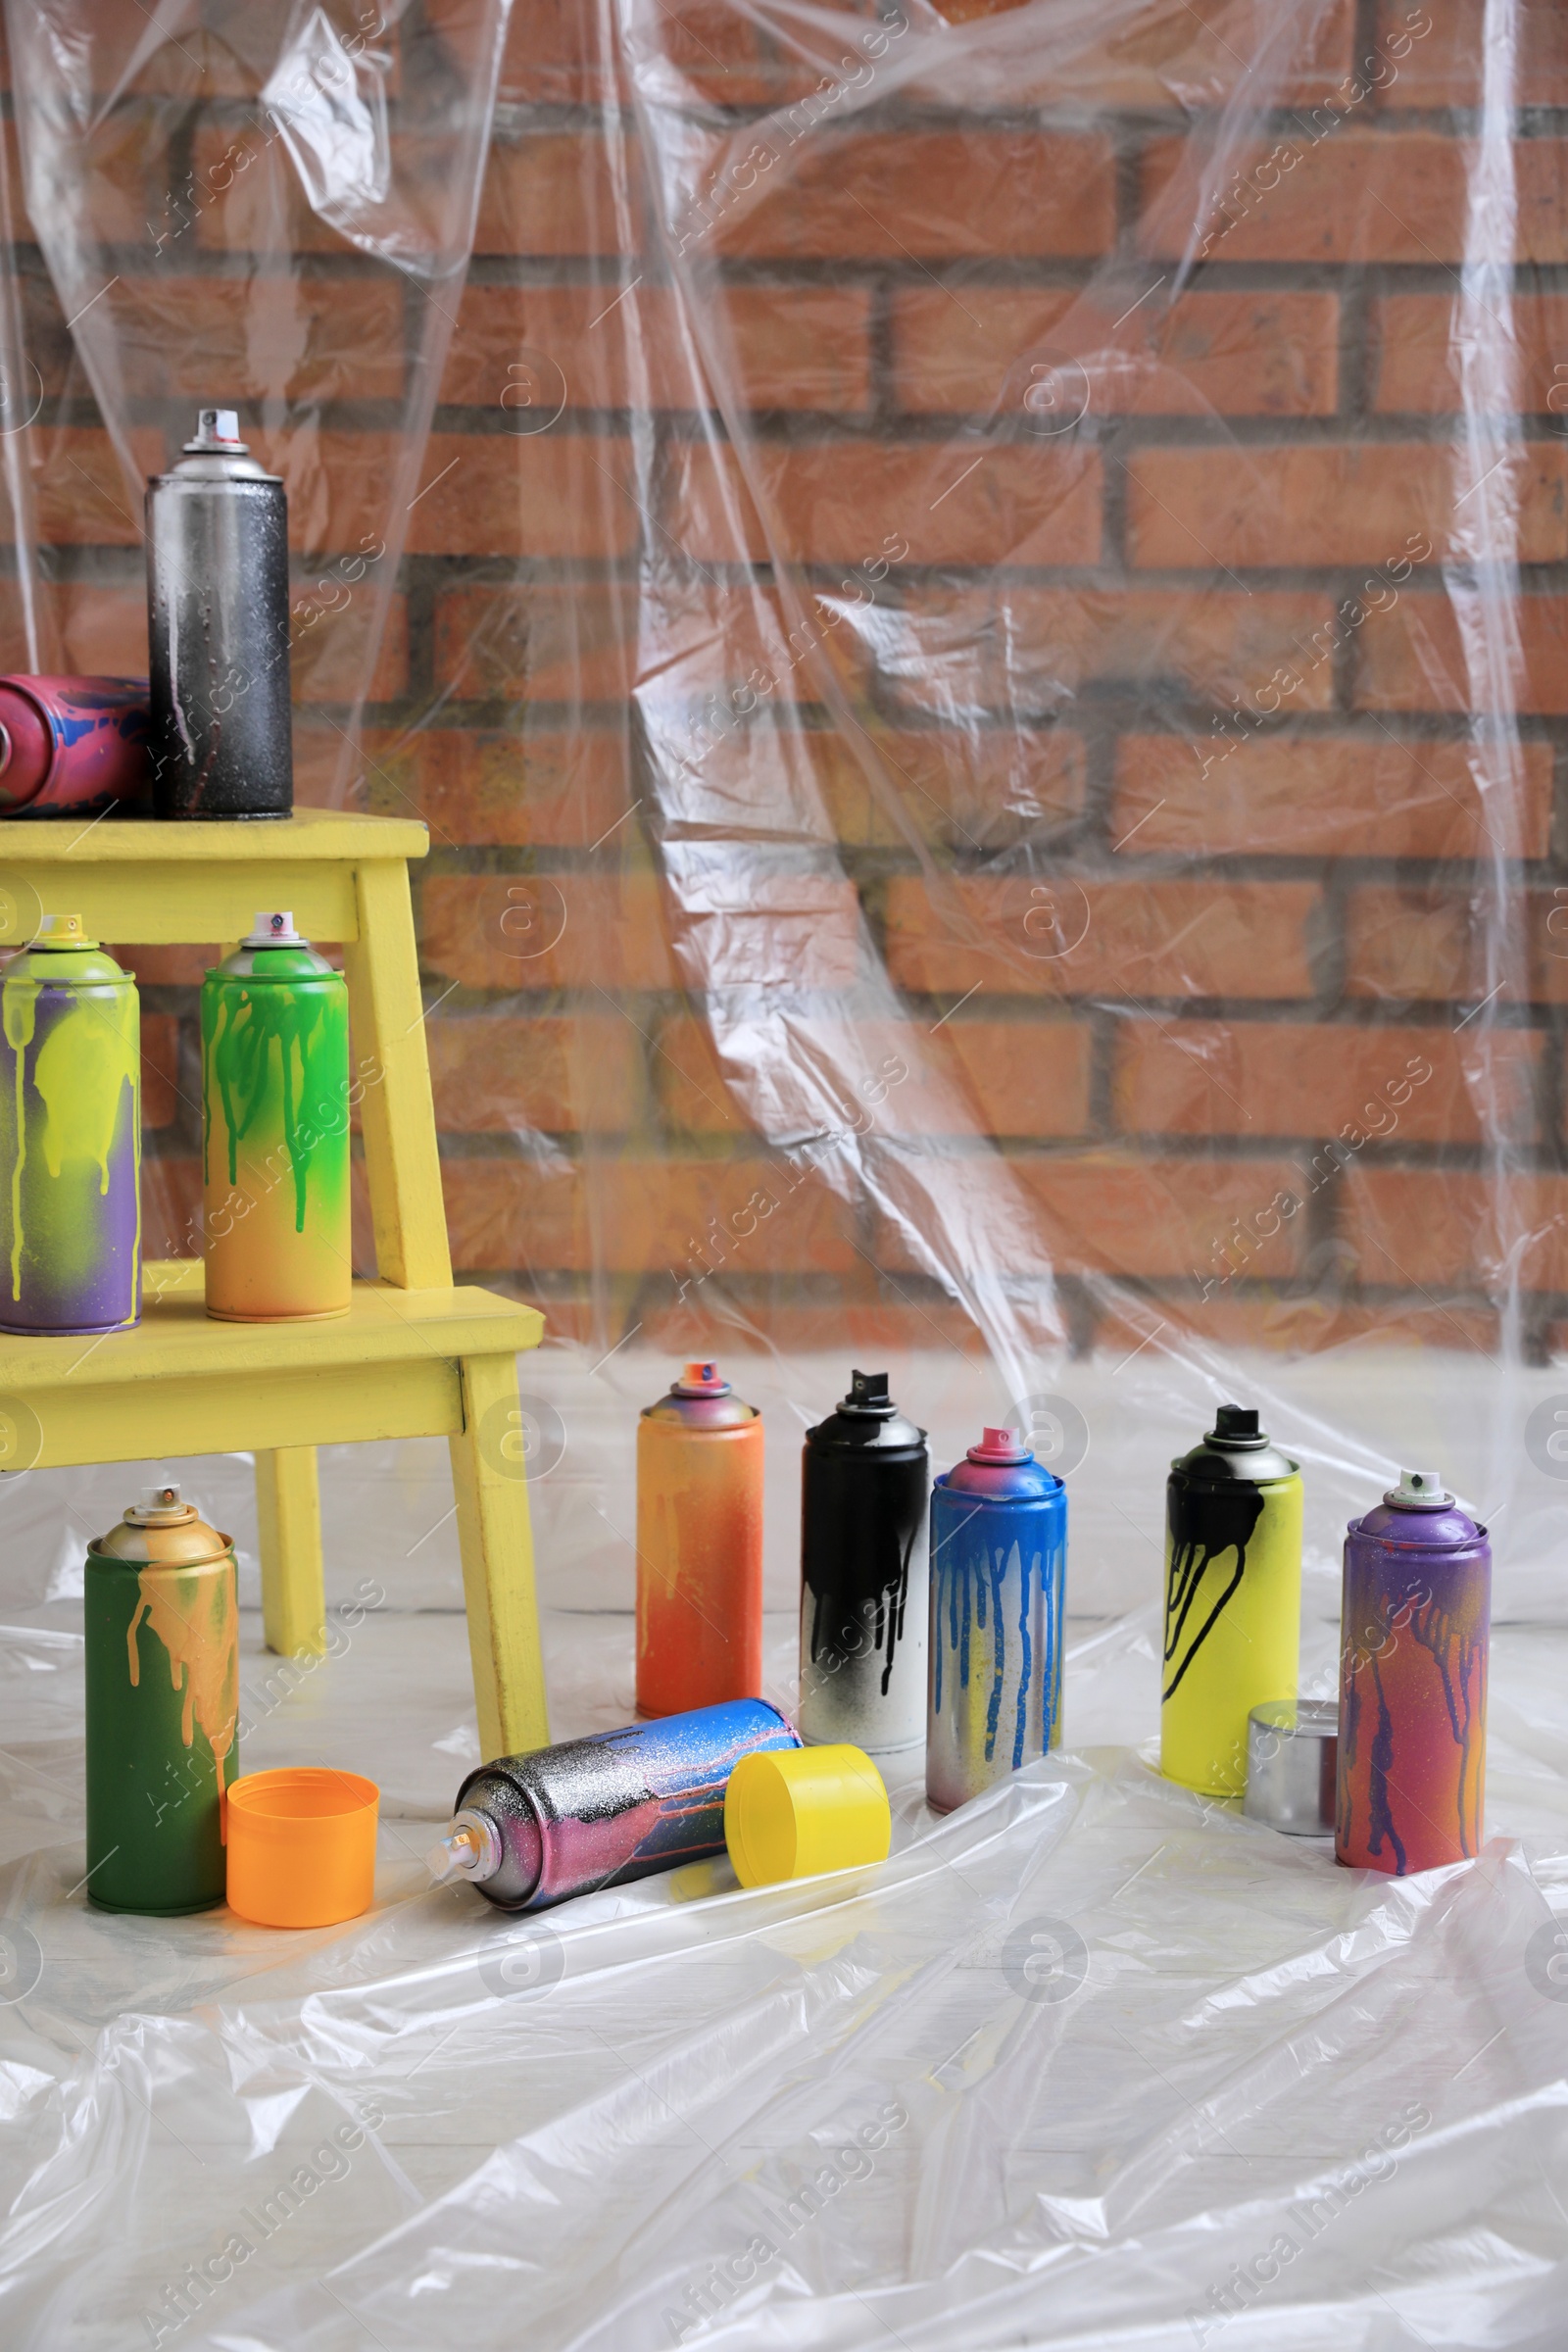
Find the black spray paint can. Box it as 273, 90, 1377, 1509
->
146, 408, 293, 818
799, 1370, 929, 1758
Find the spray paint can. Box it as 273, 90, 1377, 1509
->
431, 1698, 799, 1913
926, 1427, 1066, 1814
799, 1369, 928, 1757
202, 913, 351, 1321
636, 1361, 763, 1717
1161, 1403, 1301, 1799
0, 677, 149, 814
84, 1485, 239, 1915
146, 408, 292, 819
1337, 1469, 1490, 1876
0, 913, 140, 1336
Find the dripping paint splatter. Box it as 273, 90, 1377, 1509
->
1161, 1482, 1265, 1701
926, 1470, 1067, 1815
126, 1559, 239, 1828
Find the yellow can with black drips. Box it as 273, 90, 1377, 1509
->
1160, 1404, 1301, 1799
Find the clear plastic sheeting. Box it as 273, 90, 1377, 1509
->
2, 0, 1568, 2342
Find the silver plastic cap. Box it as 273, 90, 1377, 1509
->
1244, 1699, 1338, 1836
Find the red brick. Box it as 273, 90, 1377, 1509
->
710, 131, 1115, 262
291, 593, 408, 705
654, 1015, 1094, 1141
1344, 1168, 1568, 1295
816, 726, 1087, 851
140, 1156, 202, 1262
668, 439, 1102, 570
1348, 887, 1568, 1004
1113, 1020, 1538, 1146
443, 282, 874, 414
420, 873, 676, 991
884, 876, 1318, 1000
419, 871, 862, 992
428, 1013, 642, 1132
2, 115, 168, 248
111, 274, 404, 403
403, 433, 639, 561
112, 946, 218, 987
140, 1014, 182, 1131
494, 0, 777, 105
891, 288, 1340, 418
1125, 443, 1567, 570
641, 1296, 992, 1360
1356, 594, 1568, 713
190, 124, 359, 255
878, 588, 1342, 717
433, 584, 636, 703
1372, 0, 1568, 108
928, 0, 1354, 108
360, 728, 631, 849
20, 429, 165, 548
876, 1152, 1306, 1281
0, 587, 148, 677
442, 1155, 858, 1276
1373, 294, 1568, 416
1141, 133, 1568, 268
475, 134, 642, 258
1111, 734, 1552, 860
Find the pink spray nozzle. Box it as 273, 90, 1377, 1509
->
675, 1360, 731, 1396
967, 1426, 1030, 1465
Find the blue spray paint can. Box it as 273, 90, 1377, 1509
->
926, 1426, 1067, 1813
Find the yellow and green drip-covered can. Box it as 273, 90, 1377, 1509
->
202, 912, 351, 1321
1161, 1403, 1301, 1798
0, 913, 140, 1335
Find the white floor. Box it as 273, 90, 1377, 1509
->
1, 1348, 1566, 2348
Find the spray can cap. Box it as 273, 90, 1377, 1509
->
1383, 1467, 1453, 1510
840, 1368, 893, 1414
31, 912, 98, 950
426, 1807, 503, 1886
966, 1426, 1031, 1465
125, 1483, 196, 1525
185, 408, 247, 452
673, 1361, 731, 1397
1207, 1402, 1267, 1448
241, 911, 307, 948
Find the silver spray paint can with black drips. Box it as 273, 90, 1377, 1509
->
145, 408, 293, 818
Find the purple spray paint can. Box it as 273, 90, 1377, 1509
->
0, 915, 140, 1335
0, 677, 150, 814
1337, 1468, 1490, 1876
432, 1698, 801, 1913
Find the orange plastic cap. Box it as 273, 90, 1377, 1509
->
226, 1768, 379, 1929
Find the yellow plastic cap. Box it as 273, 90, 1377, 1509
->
226, 1768, 378, 1929
724, 1743, 891, 1887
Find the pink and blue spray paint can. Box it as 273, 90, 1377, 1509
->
1337, 1469, 1490, 1876
0, 677, 149, 813
926, 1428, 1067, 1813
434, 1699, 800, 1912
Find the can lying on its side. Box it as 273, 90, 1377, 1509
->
432, 1699, 801, 1913
0, 676, 149, 814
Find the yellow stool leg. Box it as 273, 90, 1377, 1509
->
257, 1446, 326, 1658
450, 1352, 549, 1761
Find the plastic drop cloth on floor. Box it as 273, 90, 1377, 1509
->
3, 1350, 1568, 2351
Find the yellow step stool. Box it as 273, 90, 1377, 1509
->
0, 808, 548, 1762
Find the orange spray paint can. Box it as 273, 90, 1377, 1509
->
636, 1361, 764, 1716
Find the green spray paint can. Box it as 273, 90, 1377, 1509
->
0, 912, 140, 1335
84, 1485, 239, 1915
202, 912, 352, 1321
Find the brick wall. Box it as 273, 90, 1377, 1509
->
4, 0, 1566, 1359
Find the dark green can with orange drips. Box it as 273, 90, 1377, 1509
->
201, 912, 351, 1320
84, 1486, 239, 1914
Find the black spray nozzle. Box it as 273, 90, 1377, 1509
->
845, 1368, 892, 1411
1210, 1402, 1263, 1446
